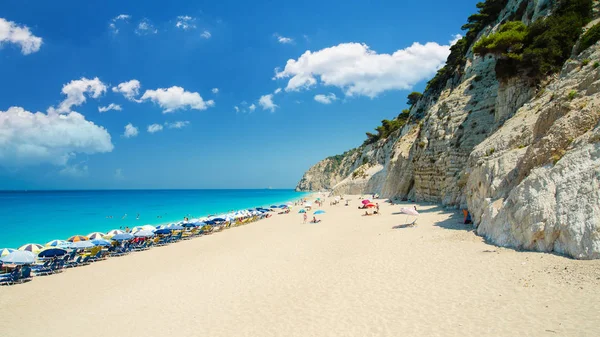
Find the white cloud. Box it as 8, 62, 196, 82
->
0, 107, 113, 167
274, 88, 282, 94
109, 14, 131, 34
234, 106, 240, 113
54, 77, 107, 114
211, 88, 219, 94
112, 79, 141, 101
200, 30, 211, 39
275, 41, 452, 97
259, 94, 277, 112
140, 86, 214, 113
165, 121, 190, 129
136, 20, 158, 35
123, 123, 138, 138
0, 18, 43, 55
147, 123, 163, 133
249, 104, 256, 112
175, 15, 196, 30
98, 103, 122, 113
274, 33, 293, 44
115, 168, 124, 179
59, 162, 88, 177
450, 34, 462, 46
314, 93, 337, 104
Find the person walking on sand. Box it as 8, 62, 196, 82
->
303, 212, 307, 224
376, 203, 380, 214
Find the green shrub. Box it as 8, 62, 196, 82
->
474, 75, 483, 82
473, 21, 527, 57
578, 22, 600, 53
582, 59, 591, 66
567, 90, 577, 100
362, 110, 410, 145
407, 92, 423, 106
594, 62, 599, 68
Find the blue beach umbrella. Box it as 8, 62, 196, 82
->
211, 218, 226, 222
0, 250, 35, 265
169, 225, 184, 230
314, 210, 326, 215
111, 233, 134, 241
298, 209, 306, 213
91, 239, 112, 247
68, 241, 95, 249
270, 205, 278, 209
279, 204, 287, 208
0, 248, 16, 257
182, 223, 198, 228
38, 248, 68, 258
45, 239, 69, 247
154, 229, 172, 235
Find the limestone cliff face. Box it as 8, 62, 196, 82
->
296, 0, 600, 258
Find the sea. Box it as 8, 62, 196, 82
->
0, 189, 308, 249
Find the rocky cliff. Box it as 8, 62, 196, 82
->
296, 0, 600, 259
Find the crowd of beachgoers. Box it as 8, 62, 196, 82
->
0, 200, 310, 286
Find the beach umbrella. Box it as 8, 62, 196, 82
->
106, 229, 125, 236
365, 203, 376, 208
0, 248, 15, 257
361, 200, 371, 205
45, 239, 69, 247
133, 230, 154, 238
140, 225, 156, 231
0, 250, 35, 265
279, 204, 288, 208
154, 229, 171, 235
87, 232, 106, 240
286, 202, 293, 206
182, 223, 198, 228
269, 205, 278, 209
304, 202, 312, 207
68, 241, 95, 249
298, 209, 306, 213
38, 248, 68, 258
169, 225, 184, 230
91, 239, 112, 247
18, 243, 44, 253
67, 235, 88, 242
399, 207, 419, 225
111, 233, 134, 241
314, 210, 326, 215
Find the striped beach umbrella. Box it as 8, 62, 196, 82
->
18, 243, 44, 253
87, 232, 106, 240
45, 239, 68, 247
0, 248, 16, 257
106, 229, 125, 237
67, 235, 89, 242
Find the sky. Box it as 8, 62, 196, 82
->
0, 0, 478, 190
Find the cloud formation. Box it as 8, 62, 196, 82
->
0, 18, 43, 55
112, 79, 141, 101
249, 104, 256, 112
211, 88, 219, 94
259, 94, 277, 112
141, 86, 214, 113
175, 16, 196, 30
0, 107, 113, 167
59, 162, 89, 178
136, 19, 158, 35
275, 41, 452, 97
109, 14, 130, 34
314, 93, 337, 104
201, 30, 211, 39
123, 123, 138, 138
55, 77, 107, 114
274, 33, 293, 44
165, 121, 190, 129
147, 123, 163, 133
98, 103, 122, 113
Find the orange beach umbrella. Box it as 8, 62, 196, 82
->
67, 235, 88, 242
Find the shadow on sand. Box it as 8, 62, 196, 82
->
392, 223, 416, 229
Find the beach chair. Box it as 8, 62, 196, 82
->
0, 271, 16, 286
32, 260, 53, 276
18, 266, 33, 283
65, 256, 81, 268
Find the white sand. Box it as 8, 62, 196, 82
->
1, 196, 599, 337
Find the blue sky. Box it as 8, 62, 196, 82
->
0, 0, 477, 189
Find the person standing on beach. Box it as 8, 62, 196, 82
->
303, 212, 307, 224
376, 203, 380, 214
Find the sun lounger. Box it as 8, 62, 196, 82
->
32, 260, 53, 276
0, 271, 16, 286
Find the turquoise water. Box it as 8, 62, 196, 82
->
0, 189, 307, 248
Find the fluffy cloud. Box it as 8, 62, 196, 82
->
275, 41, 452, 97
0, 18, 43, 55
123, 123, 138, 138
0, 107, 113, 167
98, 103, 122, 113
201, 30, 211, 39
136, 20, 158, 35
234, 106, 240, 113
59, 162, 88, 177
211, 88, 219, 94
274, 33, 293, 44
109, 14, 130, 34
314, 93, 337, 104
249, 104, 256, 112
259, 94, 277, 112
165, 121, 190, 129
274, 88, 282, 94
112, 79, 141, 101
140, 86, 214, 113
54, 77, 107, 114
147, 123, 163, 133
175, 16, 196, 30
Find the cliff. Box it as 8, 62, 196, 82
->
296, 0, 600, 259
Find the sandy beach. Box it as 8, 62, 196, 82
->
1, 196, 599, 337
